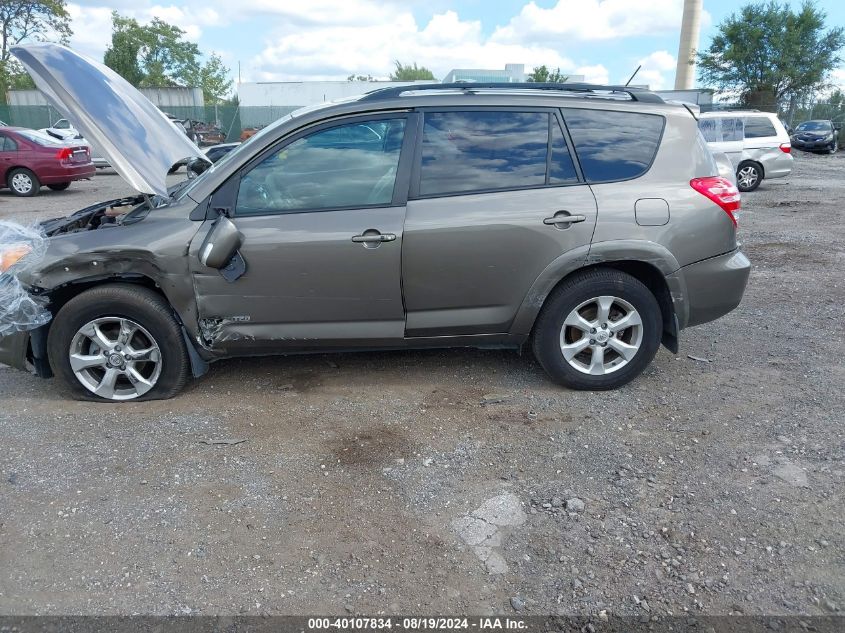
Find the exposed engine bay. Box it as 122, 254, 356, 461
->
40, 195, 151, 236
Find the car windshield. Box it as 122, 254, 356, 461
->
796, 121, 831, 132
16, 129, 72, 146
174, 98, 360, 202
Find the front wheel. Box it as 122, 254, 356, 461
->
532, 269, 662, 390
828, 140, 838, 154
47, 284, 190, 401
736, 162, 762, 192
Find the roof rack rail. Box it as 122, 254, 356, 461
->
359, 82, 665, 104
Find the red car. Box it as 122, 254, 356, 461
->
0, 127, 95, 196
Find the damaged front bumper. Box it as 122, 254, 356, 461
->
0, 326, 53, 378
0, 325, 51, 377
0, 328, 30, 372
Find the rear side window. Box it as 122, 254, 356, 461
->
0, 135, 17, 152
699, 117, 744, 143
563, 109, 664, 182
419, 110, 577, 196
743, 116, 777, 138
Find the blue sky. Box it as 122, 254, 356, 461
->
66, 0, 845, 91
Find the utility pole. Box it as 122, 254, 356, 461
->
674, 0, 703, 90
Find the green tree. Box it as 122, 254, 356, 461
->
698, 1, 845, 108
0, 1, 72, 102
347, 73, 374, 82
527, 65, 568, 83
187, 53, 232, 104
103, 12, 231, 102
104, 12, 201, 88
389, 61, 435, 81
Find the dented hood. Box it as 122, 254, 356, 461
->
12, 43, 205, 197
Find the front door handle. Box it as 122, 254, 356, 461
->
543, 212, 586, 227
352, 230, 396, 248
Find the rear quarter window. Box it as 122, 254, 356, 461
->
563, 109, 664, 182
743, 117, 778, 138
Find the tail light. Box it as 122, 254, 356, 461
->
779, 143, 791, 153
690, 176, 740, 227
55, 147, 73, 160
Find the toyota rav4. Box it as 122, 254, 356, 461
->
0, 44, 750, 401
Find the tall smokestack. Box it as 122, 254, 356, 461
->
674, 0, 703, 90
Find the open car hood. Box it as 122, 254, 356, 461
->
12, 43, 206, 197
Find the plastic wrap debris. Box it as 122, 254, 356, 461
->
0, 220, 51, 337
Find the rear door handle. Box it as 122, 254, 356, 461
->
543, 213, 586, 226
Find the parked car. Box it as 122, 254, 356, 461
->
40, 118, 111, 169
698, 110, 792, 192
0, 43, 750, 401
790, 120, 839, 153
190, 142, 241, 174
0, 127, 94, 196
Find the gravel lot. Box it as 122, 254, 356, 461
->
0, 155, 843, 618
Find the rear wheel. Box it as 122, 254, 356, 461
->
47, 284, 189, 401
48, 182, 71, 191
8, 168, 40, 197
532, 269, 662, 390
736, 161, 762, 192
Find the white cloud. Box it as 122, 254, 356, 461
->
66, 2, 221, 61
249, 7, 579, 82
491, 0, 707, 45
574, 64, 609, 85
635, 50, 677, 90
62, 0, 711, 88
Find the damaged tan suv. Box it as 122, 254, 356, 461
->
0, 44, 750, 401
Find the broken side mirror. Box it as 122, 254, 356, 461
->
198, 214, 246, 281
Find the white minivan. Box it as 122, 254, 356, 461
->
699, 111, 793, 192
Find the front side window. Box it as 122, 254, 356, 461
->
235, 118, 406, 214
564, 109, 665, 182
743, 116, 777, 138
419, 111, 550, 196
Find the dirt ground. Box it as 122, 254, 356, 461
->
0, 155, 843, 618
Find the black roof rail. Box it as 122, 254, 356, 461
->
358, 82, 665, 104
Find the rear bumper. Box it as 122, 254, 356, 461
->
670, 249, 751, 329
40, 164, 96, 184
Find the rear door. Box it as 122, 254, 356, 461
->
402, 108, 597, 336
0, 133, 18, 182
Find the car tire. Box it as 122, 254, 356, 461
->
7, 168, 40, 197
47, 284, 190, 402
532, 268, 662, 391
47, 183, 71, 191
167, 164, 181, 174
828, 140, 838, 154
736, 161, 762, 192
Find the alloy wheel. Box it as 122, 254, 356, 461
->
737, 166, 758, 189
68, 317, 162, 400
11, 172, 33, 194
559, 296, 644, 375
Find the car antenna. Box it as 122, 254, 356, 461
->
624, 65, 642, 87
